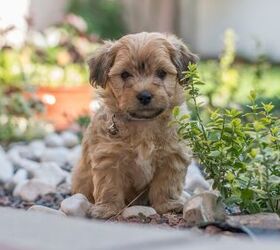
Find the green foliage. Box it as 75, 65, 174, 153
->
75, 113, 91, 140
69, 0, 126, 39
0, 16, 98, 88
0, 89, 48, 143
198, 29, 277, 110
175, 63, 280, 214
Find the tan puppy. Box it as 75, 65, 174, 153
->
72, 32, 197, 219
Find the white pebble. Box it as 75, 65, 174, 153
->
45, 133, 63, 147
184, 161, 210, 194
28, 205, 66, 216
7, 146, 40, 173
61, 131, 79, 148
13, 179, 55, 201
5, 169, 28, 191
122, 206, 157, 219
0, 146, 14, 183
33, 162, 67, 187
40, 147, 70, 167
60, 193, 92, 217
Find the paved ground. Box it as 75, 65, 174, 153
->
0, 207, 279, 250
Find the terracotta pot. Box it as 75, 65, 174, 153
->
36, 85, 93, 130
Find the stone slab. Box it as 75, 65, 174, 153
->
0, 207, 280, 250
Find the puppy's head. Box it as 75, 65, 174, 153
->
88, 32, 197, 120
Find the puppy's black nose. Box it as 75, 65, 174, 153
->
137, 90, 153, 105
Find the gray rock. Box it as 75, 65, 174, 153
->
183, 191, 226, 227
45, 133, 63, 147
122, 206, 157, 219
61, 131, 79, 148
66, 145, 81, 168
60, 193, 92, 217
56, 182, 71, 194
227, 213, 280, 230
184, 161, 210, 194
28, 140, 46, 160
65, 172, 72, 186
7, 146, 40, 173
28, 205, 66, 216
0, 146, 14, 183
33, 162, 67, 187
5, 169, 28, 191
13, 179, 55, 201
182, 190, 191, 199
40, 147, 70, 167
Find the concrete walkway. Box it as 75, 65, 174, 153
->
0, 207, 279, 250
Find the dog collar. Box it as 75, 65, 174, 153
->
107, 114, 119, 135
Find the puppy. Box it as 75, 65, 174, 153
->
72, 32, 197, 219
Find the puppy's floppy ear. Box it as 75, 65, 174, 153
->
167, 35, 198, 85
88, 41, 116, 88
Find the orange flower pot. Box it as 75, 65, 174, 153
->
36, 85, 93, 131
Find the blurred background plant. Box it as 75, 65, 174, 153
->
69, 0, 126, 39
197, 29, 280, 120
0, 0, 279, 145
0, 14, 99, 89
0, 87, 49, 144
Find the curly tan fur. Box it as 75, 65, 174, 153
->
72, 32, 197, 219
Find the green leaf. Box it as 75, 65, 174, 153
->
241, 189, 254, 201
179, 114, 190, 121
226, 172, 235, 182
172, 106, 180, 117
262, 103, 274, 113
209, 150, 221, 157
269, 175, 280, 184
249, 90, 256, 102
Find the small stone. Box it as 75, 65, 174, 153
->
66, 145, 81, 168
122, 206, 157, 219
33, 162, 67, 187
5, 169, 28, 191
13, 179, 55, 201
61, 131, 79, 148
40, 147, 70, 167
65, 173, 72, 186
60, 193, 92, 217
183, 191, 226, 227
184, 161, 210, 194
7, 146, 40, 173
227, 213, 280, 230
56, 182, 71, 194
0, 146, 14, 183
28, 140, 46, 160
45, 133, 63, 147
182, 190, 191, 199
28, 205, 66, 216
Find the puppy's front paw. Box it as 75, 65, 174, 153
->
153, 197, 187, 214
88, 203, 122, 219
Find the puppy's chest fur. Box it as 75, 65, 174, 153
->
91, 110, 187, 192
129, 140, 157, 190
113, 122, 179, 191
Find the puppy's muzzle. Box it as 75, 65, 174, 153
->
137, 90, 153, 105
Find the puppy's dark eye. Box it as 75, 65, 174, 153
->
121, 71, 132, 80
156, 69, 167, 80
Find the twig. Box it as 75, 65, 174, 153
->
105, 187, 148, 223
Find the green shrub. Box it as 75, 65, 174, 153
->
174, 63, 280, 214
